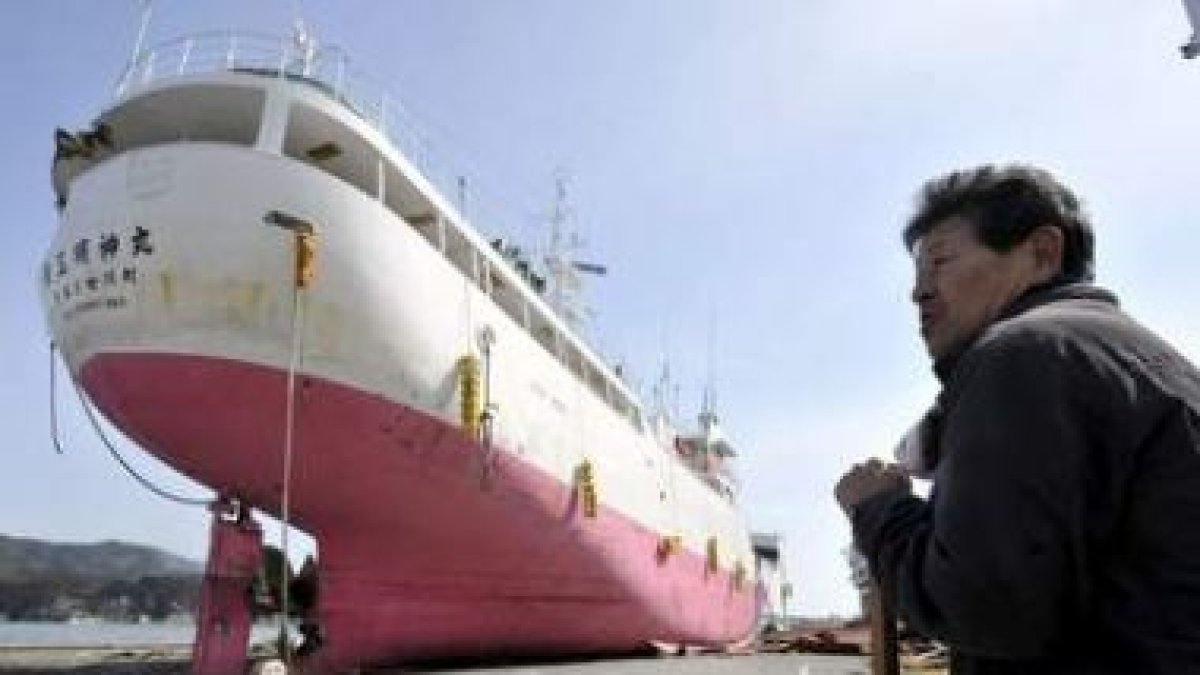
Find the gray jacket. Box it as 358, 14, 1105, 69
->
853, 283, 1200, 674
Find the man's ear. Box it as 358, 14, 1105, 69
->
1028, 225, 1065, 282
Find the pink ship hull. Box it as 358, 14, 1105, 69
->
81, 352, 757, 670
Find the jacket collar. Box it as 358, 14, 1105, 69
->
932, 280, 1118, 382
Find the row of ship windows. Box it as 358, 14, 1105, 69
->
288, 106, 648, 434
99, 81, 645, 433
408, 214, 644, 435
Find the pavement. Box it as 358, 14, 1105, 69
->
416, 653, 873, 674
0, 648, 876, 674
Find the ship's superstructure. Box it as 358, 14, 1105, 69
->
44, 32, 758, 670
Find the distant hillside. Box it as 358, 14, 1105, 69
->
0, 534, 202, 582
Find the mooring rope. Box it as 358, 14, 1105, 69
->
278, 272, 307, 664
50, 341, 210, 507
261, 210, 317, 667
49, 341, 64, 455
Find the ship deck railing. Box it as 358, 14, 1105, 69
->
111, 32, 700, 459
115, 31, 461, 234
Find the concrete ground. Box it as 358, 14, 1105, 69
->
0, 647, 877, 674
0, 645, 190, 673
415, 653, 872, 674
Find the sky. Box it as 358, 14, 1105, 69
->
1, 1, 1198, 618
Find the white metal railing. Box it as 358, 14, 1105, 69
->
115, 31, 447, 216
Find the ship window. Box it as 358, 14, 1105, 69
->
444, 230, 478, 285
379, 146, 443, 236
406, 213, 444, 252
306, 142, 341, 161
612, 393, 630, 418
585, 363, 609, 405
530, 312, 559, 358
494, 275, 528, 329
479, 258, 494, 295
629, 407, 644, 433
284, 103, 378, 199
100, 84, 264, 151
563, 344, 585, 379
612, 392, 642, 432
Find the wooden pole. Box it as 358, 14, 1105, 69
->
870, 578, 900, 675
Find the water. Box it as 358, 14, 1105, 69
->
0, 620, 285, 647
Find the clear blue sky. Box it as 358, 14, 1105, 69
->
1, 1, 1198, 617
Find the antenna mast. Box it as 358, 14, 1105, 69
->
128, 0, 155, 67
546, 176, 569, 318
543, 173, 604, 329
702, 305, 718, 419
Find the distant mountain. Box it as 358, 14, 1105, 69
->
0, 534, 202, 582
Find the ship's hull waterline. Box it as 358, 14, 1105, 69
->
83, 351, 755, 667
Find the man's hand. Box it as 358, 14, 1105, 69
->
835, 458, 912, 517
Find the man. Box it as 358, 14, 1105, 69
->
836, 164, 1200, 673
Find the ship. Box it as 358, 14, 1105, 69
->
43, 28, 759, 671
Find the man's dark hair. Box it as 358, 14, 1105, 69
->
903, 163, 1095, 282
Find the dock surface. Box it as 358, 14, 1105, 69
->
0, 646, 880, 674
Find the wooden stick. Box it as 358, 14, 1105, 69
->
870, 578, 900, 675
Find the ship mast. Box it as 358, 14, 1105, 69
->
543, 175, 605, 330
129, 0, 155, 68
701, 308, 719, 424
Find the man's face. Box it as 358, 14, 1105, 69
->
911, 216, 1043, 361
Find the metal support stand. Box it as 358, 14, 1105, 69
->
193, 499, 263, 675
